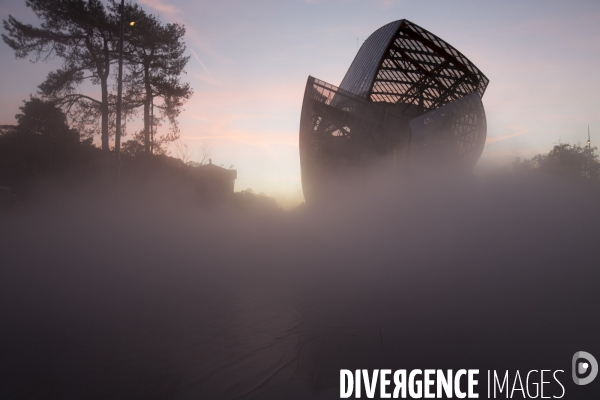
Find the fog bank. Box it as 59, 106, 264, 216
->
1, 172, 599, 399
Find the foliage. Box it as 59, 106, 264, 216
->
233, 189, 279, 211
121, 132, 147, 160
513, 143, 600, 180
0, 98, 101, 195
121, 130, 170, 160
0, 99, 237, 210
3, 0, 192, 158
2, 0, 117, 152
112, 0, 192, 155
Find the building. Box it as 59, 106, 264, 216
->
299, 19, 489, 202
194, 160, 237, 202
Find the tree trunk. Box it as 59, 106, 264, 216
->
86, 34, 111, 154
150, 102, 154, 155
143, 64, 152, 155
100, 76, 110, 153
143, 98, 151, 155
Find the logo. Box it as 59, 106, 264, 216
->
572, 351, 598, 385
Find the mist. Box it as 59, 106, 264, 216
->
1, 171, 599, 399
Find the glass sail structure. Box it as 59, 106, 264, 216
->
299, 19, 489, 202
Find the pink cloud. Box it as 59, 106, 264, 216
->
486, 126, 532, 145
137, 0, 179, 15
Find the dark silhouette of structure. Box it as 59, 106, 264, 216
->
299, 19, 489, 202
195, 160, 237, 201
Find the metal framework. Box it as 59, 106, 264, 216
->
299, 19, 489, 202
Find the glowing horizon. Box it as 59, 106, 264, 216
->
1, 0, 599, 208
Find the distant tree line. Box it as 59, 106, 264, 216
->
2, 0, 192, 159
0, 97, 266, 210
513, 142, 600, 180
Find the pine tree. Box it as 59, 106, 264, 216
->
3, 0, 118, 154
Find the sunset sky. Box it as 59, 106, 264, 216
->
1, 0, 599, 207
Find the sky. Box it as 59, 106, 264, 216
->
1, 0, 599, 208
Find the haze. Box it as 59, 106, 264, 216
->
1, 172, 599, 398
1, 1, 600, 398
1, 0, 599, 207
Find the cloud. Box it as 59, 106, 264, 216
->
486, 126, 532, 145
190, 48, 212, 77
137, 0, 179, 15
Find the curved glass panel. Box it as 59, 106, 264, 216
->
339, 20, 402, 98
340, 20, 489, 114
300, 77, 391, 202
300, 20, 490, 202
408, 92, 487, 169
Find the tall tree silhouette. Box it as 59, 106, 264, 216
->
2, 0, 116, 154
117, 1, 192, 155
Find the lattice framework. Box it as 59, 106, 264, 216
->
369, 20, 489, 114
